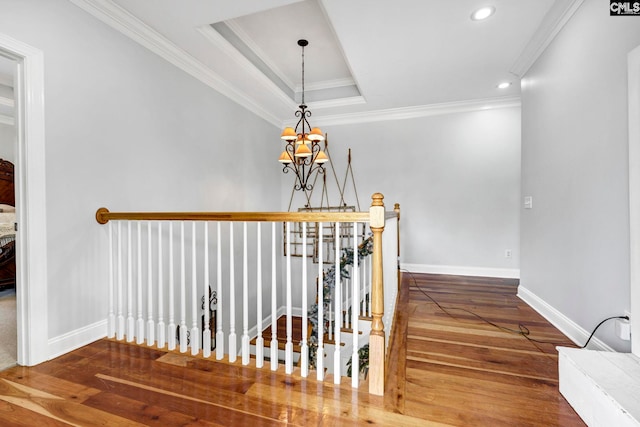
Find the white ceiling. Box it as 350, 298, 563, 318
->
74, 0, 583, 126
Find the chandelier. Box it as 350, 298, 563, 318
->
278, 39, 328, 191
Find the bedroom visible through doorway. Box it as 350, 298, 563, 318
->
0, 53, 16, 370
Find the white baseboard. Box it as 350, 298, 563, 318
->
401, 263, 520, 279
47, 320, 107, 360
517, 286, 613, 351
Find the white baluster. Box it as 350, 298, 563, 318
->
255, 222, 264, 368
242, 222, 250, 365
229, 222, 237, 363
136, 222, 144, 344
334, 222, 341, 384
116, 222, 124, 340
167, 222, 176, 351
367, 255, 372, 318
203, 222, 211, 358
190, 222, 199, 355
126, 222, 134, 342
317, 221, 324, 381
270, 222, 278, 371
179, 221, 187, 353
157, 222, 165, 348
360, 254, 366, 318
300, 222, 309, 377
216, 222, 224, 360
351, 222, 360, 388
147, 222, 154, 346
285, 222, 293, 374
107, 221, 115, 338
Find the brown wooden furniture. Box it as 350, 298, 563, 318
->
0, 159, 15, 290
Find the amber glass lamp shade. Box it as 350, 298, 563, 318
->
278, 151, 293, 163
281, 127, 297, 141
314, 150, 328, 164
294, 143, 312, 157
308, 127, 325, 141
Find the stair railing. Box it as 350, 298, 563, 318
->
96, 193, 397, 396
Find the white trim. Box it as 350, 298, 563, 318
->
69, 0, 283, 127
510, 0, 585, 77
402, 263, 520, 279
0, 32, 49, 366
629, 43, 640, 357
224, 19, 296, 91
48, 320, 107, 360
0, 114, 14, 126
0, 95, 14, 108
306, 96, 366, 111
309, 96, 521, 127
517, 286, 613, 351
297, 77, 357, 93
196, 24, 295, 111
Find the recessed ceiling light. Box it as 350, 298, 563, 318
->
497, 82, 511, 89
471, 6, 495, 21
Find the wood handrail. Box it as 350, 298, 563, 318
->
96, 207, 399, 225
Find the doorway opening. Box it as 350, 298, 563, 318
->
0, 32, 48, 366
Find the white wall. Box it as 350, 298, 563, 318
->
293, 107, 522, 277
0, 0, 281, 345
520, 0, 640, 351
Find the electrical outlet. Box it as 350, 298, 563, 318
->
505, 249, 512, 258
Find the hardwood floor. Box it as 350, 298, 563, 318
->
0, 273, 585, 426
388, 273, 585, 426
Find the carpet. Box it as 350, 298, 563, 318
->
0, 288, 16, 370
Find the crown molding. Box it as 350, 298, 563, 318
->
69, 0, 284, 127
296, 77, 356, 93
300, 96, 521, 127
0, 114, 13, 126
510, 0, 585, 77
306, 96, 365, 110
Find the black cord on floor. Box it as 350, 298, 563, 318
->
581, 315, 628, 349
402, 270, 628, 350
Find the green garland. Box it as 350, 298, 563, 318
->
307, 235, 373, 369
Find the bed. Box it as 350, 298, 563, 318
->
0, 159, 15, 290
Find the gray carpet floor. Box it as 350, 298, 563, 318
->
0, 288, 16, 370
